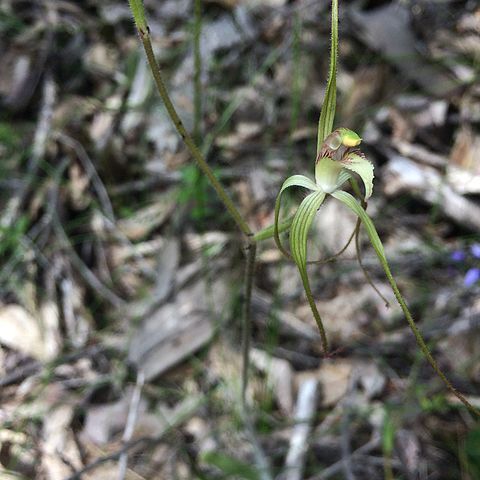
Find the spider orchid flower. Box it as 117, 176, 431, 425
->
273, 127, 377, 354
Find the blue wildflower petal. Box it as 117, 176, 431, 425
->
470, 243, 480, 259
450, 250, 466, 262
464, 268, 480, 287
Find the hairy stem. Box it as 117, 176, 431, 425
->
381, 256, 479, 416
333, 190, 480, 417
138, 29, 253, 238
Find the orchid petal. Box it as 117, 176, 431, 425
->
274, 175, 318, 258
339, 153, 374, 200
290, 190, 329, 353
315, 156, 342, 193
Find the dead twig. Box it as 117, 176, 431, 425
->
117, 370, 145, 480
308, 434, 380, 480
1, 73, 56, 230
280, 378, 319, 480
65, 395, 204, 480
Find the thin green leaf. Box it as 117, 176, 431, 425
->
290, 191, 329, 354
274, 175, 318, 258
128, 0, 147, 32
332, 190, 480, 418
317, 0, 338, 153
340, 153, 374, 200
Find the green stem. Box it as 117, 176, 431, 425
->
192, 0, 206, 221
300, 270, 329, 356
381, 257, 479, 416
333, 190, 480, 417
138, 30, 253, 238
241, 241, 257, 406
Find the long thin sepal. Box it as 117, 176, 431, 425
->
290, 191, 329, 354
274, 175, 318, 259
332, 190, 480, 417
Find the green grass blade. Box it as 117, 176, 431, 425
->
332, 190, 480, 417
274, 175, 318, 258
290, 191, 329, 354
317, 0, 338, 153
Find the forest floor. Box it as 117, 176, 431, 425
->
1, 0, 480, 479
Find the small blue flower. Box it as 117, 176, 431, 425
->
470, 243, 480, 259
451, 250, 466, 262
464, 268, 480, 287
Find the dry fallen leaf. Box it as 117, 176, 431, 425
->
0, 304, 60, 362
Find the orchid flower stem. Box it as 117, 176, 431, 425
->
333, 190, 480, 417
241, 241, 257, 406
383, 257, 478, 415
130, 14, 257, 409
380, 257, 479, 416
139, 30, 253, 238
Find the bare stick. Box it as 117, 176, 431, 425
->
66, 394, 203, 480
281, 378, 319, 480
117, 371, 145, 480
1, 73, 56, 229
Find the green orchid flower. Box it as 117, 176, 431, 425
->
272, 0, 479, 418
274, 127, 375, 354
129, 0, 479, 417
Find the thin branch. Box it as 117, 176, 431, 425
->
53, 214, 125, 308
65, 395, 204, 480
117, 371, 145, 480
281, 378, 319, 480
1, 73, 56, 230
309, 434, 380, 480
